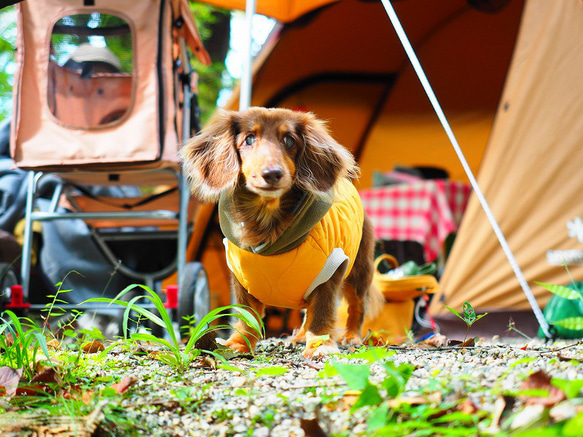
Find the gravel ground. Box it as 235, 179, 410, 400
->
78, 336, 583, 436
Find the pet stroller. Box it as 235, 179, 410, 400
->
4, 0, 212, 334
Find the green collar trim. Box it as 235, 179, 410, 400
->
219, 188, 334, 256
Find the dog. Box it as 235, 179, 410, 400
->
180, 107, 382, 358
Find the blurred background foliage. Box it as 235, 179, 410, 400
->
0, 6, 16, 121
0, 3, 231, 124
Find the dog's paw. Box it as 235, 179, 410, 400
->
303, 333, 340, 358
339, 332, 362, 346
303, 341, 340, 359
290, 327, 306, 344
224, 334, 253, 353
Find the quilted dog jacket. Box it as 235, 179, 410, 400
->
223, 179, 364, 309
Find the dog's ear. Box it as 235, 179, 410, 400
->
180, 110, 240, 202
296, 113, 359, 192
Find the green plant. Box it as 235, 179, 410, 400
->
84, 284, 264, 371
41, 272, 83, 336
536, 281, 583, 331
317, 347, 422, 433
507, 317, 533, 340
443, 301, 488, 342
0, 310, 52, 380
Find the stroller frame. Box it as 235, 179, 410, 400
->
8, 0, 212, 328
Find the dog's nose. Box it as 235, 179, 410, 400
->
262, 167, 284, 185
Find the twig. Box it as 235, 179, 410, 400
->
540, 340, 583, 355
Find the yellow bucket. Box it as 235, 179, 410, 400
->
337, 254, 438, 344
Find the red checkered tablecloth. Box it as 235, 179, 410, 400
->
359, 180, 472, 262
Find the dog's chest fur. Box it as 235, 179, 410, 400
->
230, 186, 305, 248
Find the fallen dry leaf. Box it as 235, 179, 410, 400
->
303, 358, 324, 371
388, 391, 442, 408
363, 333, 388, 347
46, 338, 61, 350
488, 395, 515, 433
300, 417, 329, 437
457, 398, 478, 414
325, 391, 359, 412
63, 385, 94, 405
82, 340, 105, 354
519, 370, 565, 406
0, 366, 23, 396
423, 333, 448, 347
510, 404, 546, 430
201, 355, 218, 370
448, 338, 476, 347
111, 376, 137, 394
30, 367, 62, 386
194, 330, 218, 351
2, 332, 14, 347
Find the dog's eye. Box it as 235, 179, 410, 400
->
283, 135, 295, 149
245, 134, 256, 146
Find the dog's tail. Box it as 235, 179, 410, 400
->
366, 281, 385, 321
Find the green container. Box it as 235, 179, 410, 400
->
538, 281, 583, 339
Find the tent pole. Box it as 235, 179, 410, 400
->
239, 0, 256, 111
380, 0, 552, 338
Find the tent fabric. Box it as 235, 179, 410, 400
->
224, 0, 523, 186
196, 0, 339, 22
431, 0, 583, 316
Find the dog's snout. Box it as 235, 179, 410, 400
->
261, 167, 284, 185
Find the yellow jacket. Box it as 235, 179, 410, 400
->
224, 179, 364, 309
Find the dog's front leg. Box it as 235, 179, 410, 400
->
302, 262, 346, 359
224, 274, 265, 354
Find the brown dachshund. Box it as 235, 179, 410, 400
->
181, 107, 382, 358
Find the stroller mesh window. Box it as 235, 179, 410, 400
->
48, 13, 133, 129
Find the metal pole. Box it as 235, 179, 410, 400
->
380, 0, 552, 337
178, 38, 193, 291
239, 0, 256, 111
20, 171, 37, 299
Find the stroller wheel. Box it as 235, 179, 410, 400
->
177, 262, 210, 337
0, 264, 19, 311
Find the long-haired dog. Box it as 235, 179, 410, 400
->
181, 107, 382, 358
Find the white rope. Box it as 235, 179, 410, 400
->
380, 0, 551, 337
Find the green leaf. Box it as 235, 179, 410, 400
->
100, 387, 119, 397
552, 317, 583, 331
564, 410, 583, 437
431, 411, 477, 425
318, 362, 339, 378
184, 305, 264, 354
551, 378, 583, 399
468, 312, 488, 328
255, 366, 288, 377
218, 363, 245, 374
535, 282, 583, 300
332, 362, 370, 391
462, 301, 476, 324
443, 304, 462, 320
367, 403, 390, 431
514, 388, 551, 398
352, 383, 383, 411
130, 332, 174, 351
343, 347, 393, 363
381, 361, 414, 398
62, 329, 77, 338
